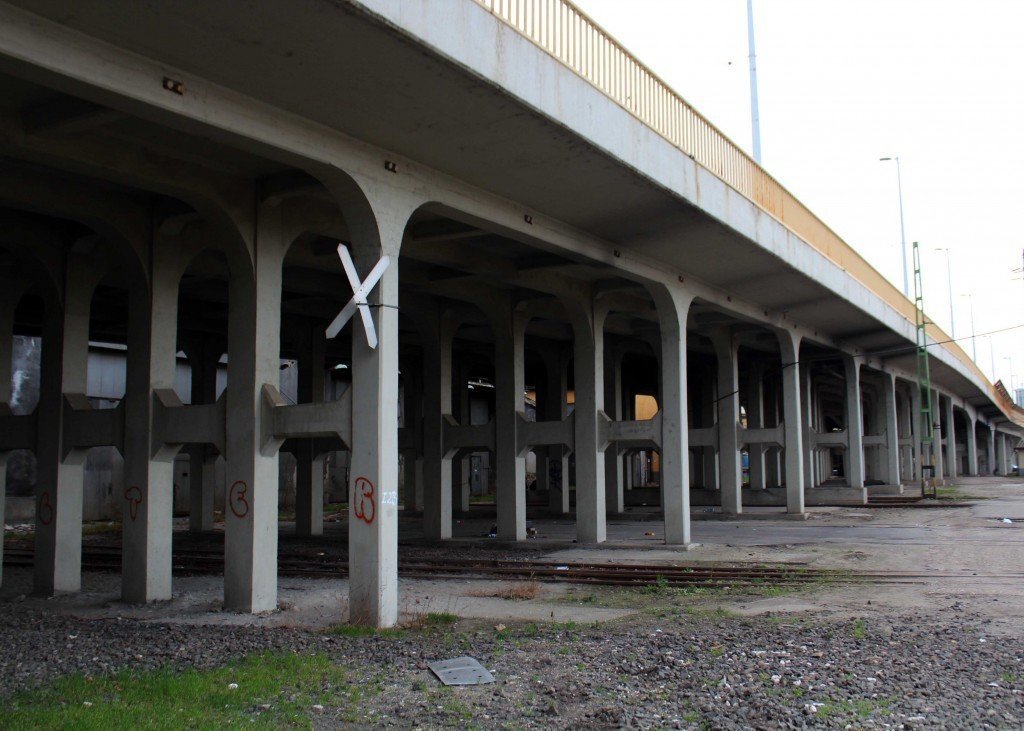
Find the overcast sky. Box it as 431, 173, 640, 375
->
572, 0, 1024, 391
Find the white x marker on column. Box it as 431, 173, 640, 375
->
325, 244, 391, 349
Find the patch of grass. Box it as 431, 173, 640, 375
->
1001, 671, 1017, 684
851, 619, 867, 640
466, 581, 540, 601
424, 612, 458, 626
82, 521, 122, 536
709, 646, 724, 657
4, 651, 366, 729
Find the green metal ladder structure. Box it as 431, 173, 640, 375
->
913, 240, 937, 497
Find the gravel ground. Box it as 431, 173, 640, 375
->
2, 595, 1022, 729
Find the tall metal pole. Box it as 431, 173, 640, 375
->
880, 157, 910, 297
961, 293, 977, 362
747, 0, 762, 164
935, 247, 956, 339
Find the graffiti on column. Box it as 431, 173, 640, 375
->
228, 480, 249, 518
353, 476, 376, 525
124, 486, 143, 521
38, 491, 53, 526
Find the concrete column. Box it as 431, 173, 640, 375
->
745, 362, 766, 490
701, 366, 718, 489
0, 282, 23, 588
801, 360, 815, 489
34, 254, 100, 596
965, 415, 978, 477
401, 360, 423, 513
121, 246, 179, 605
944, 397, 957, 480
931, 390, 944, 482
222, 210, 283, 614
996, 432, 1007, 475
777, 330, 804, 513
183, 334, 221, 533
347, 249, 400, 627
418, 305, 458, 541
881, 371, 901, 486
843, 355, 865, 489
295, 323, 327, 536
655, 288, 692, 544
491, 299, 527, 540
567, 297, 607, 543
711, 329, 741, 514
603, 345, 624, 514
987, 425, 996, 475
909, 382, 922, 482
455, 357, 471, 513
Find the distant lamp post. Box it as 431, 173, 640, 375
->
880, 156, 909, 297
1003, 356, 1016, 391
959, 293, 977, 363
934, 247, 955, 339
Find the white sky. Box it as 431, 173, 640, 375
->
573, 0, 1024, 391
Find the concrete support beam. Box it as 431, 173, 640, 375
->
347, 242, 401, 627
776, 329, 804, 513
843, 355, 865, 489
931, 390, 944, 483
801, 360, 814, 489
416, 305, 459, 541
881, 371, 901, 486
295, 323, 327, 537
711, 329, 741, 514
182, 334, 221, 533
0, 282, 23, 588
603, 347, 624, 514
455, 358, 471, 513
567, 296, 608, 542
655, 288, 692, 544
966, 417, 978, 477
944, 397, 957, 480
745, 362, 766, 490
996, 432, 1007, 476
988, 425, 997, 475
34, 256, 99, 596
491, 300, 527, 541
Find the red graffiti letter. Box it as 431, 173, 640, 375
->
353, 476, 375, 525
124, 486, 142, 522
38, 491, 54, 526
229, 480, 249, 518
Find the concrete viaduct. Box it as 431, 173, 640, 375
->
0, 0, 1020, 626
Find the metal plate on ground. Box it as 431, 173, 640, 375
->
428, 656, 495, 686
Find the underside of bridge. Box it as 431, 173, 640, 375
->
0, 0, 1020, 626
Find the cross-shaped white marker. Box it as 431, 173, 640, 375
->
325, 244, 391, 349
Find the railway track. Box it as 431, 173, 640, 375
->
1, 544, 981, 588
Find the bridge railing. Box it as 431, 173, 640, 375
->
475, 0, 1009, 418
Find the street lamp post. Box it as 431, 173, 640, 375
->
934, 247, 955, 339
880, 156, 909, 297
959, 293, 977, 363
1003, 356, 1016, 391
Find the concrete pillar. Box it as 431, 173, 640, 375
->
996, 432, 1007, 475
222, 211, 283, 614
34, 255, 100, 596
777, 330, 804, 513
347, 249, 400, 627
711, 329, 741, 514
492, 300, 527, 541
701, 365, 718, 490
567, 298, 607, 543
418, 305, 458, 541
931, 390, 944, 482
603, 346, 624, 514
121, 246, 179, 605
655, 288, 692, 544
965, 415, 978, 477
881, 371, 901, 486
0, 283, 23, 588
801, 360, 815, 489
843, 355, 865, 489
944, 397, 957, 481
401, 360, 423, 513
745, 362, 766, 490
987, 425, 996, 475
295, 323, 327, 536
183, 334, 221, 533
455, 357, 471, 513
909, 382, 922, 482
